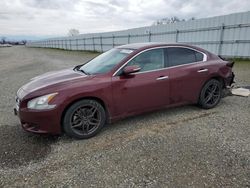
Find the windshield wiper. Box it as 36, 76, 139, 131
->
73, 66, 90, 75
78, 69, 90, 75
73, 65, 81, 71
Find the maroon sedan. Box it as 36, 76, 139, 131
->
14, 43, 234, 139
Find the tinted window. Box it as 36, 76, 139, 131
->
195, 51, 204, 61
126, 49, 164, 72
167, 47, 203, 67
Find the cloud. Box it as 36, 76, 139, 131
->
0, 0, 250, 37
23, 0, 80, 10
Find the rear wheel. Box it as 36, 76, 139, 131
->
63, 99, 106, 139
198, 79, 222, 109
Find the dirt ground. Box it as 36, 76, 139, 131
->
0, 46, 249, 187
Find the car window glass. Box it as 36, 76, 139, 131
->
195, 51, 204, 61
167, 47, 202, 66
126, 49, 164, 72
80, 48, 133, 74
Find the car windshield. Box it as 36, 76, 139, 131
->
79, 48, 134, 74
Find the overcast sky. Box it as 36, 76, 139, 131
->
0, 0, 250, 39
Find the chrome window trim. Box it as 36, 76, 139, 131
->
112, 46, 207, 77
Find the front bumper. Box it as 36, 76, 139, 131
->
14, 106, 62, 135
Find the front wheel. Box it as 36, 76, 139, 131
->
63, 99, 106, 139
198, 79, 222, 109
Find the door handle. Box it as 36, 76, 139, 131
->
156, 76, 169, 80
197, 68, 208, 73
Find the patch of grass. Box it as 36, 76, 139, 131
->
234, 60, 250, 64
227, 58, 250, 64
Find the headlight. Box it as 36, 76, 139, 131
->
27, 93, 58, 110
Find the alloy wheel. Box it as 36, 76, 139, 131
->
203, 82, 220, 106
70, 105, 101, 136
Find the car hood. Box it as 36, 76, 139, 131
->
19, 68, 88, 98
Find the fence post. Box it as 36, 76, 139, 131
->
92, 37, 95, 51
100, 36, 103, 52
218, 23, 225, 56
76, 39, 78, 51
69, 39, 72, 50
65, 40, 68, 50
112, 35, 115, 48
83, 38, 86, 51
148, 32, 151, 42
128, 34, 130, 44
175, 29, 179, 43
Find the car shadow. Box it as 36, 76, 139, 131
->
0, 104, 214, 169
103, 104, 202, 131
0, 124, 58, 169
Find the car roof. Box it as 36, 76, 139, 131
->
117, 42, 208, 54
117, 42, 166, 50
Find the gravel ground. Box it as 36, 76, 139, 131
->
0, 46, 249, 187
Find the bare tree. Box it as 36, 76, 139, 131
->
152, 17, 186, 25
68, 29, 80, 36
1, 37, 6, 44
169, 16, 181, 23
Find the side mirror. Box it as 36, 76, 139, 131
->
123, 65, 141, 75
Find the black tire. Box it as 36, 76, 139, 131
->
63, 99, 106, 139
198, 79, 222, 109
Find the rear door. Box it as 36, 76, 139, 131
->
166, 47, 209, 104
111, 48, 170, 117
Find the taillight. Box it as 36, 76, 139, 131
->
226, 61, 234, 68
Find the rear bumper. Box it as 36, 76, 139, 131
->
14, 107, 62, 135
225, 72, 235, 87
229, 72, 235, 86
222, 72, 235, 97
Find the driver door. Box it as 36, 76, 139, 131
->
111, 48, 170, 118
